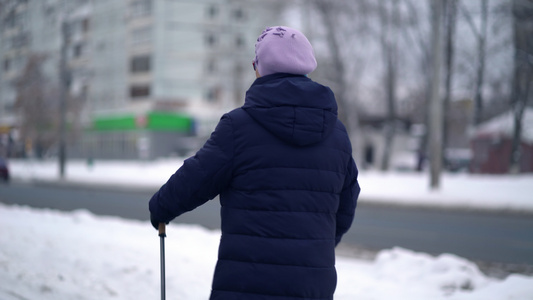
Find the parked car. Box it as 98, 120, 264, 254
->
0, 157, 9, 182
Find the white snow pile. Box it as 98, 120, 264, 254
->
1, 204, 532, 300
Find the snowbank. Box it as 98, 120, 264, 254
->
1, 204, 532, 300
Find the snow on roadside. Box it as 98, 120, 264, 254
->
8, 158, 533, 213
360, 171, 533, 212
1, 204, 532, 300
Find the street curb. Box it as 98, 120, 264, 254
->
357, 197, 533, 217
14, 178, 159, 194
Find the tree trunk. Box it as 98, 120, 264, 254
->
442, 0, 457, 169
473, 0, 489, 126
379, 1, 399, 171
59, 20, 69, 178
509, 0, 533, 173
429, 0, 444, 189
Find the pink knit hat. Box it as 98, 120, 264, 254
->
254, 26, 317, 77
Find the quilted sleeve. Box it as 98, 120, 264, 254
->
149, 114, 234, 223
335, 156, 360, 246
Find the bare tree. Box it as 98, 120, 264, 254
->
14, 52, 83, 159
509, 0, 533, 173
301, 0, 519, 176
459, 0, 489, 126
378, 0, 400, 171
307, 0, 372, 162
443, 0, 458, 167
310, 0, 433, 170
14, 54, 60, 158
310, 0, 351, 127
402, 0, 432, 171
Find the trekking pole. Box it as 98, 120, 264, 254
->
158, 223, 166, 300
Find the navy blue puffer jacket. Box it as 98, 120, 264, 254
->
149, 73, 360, 300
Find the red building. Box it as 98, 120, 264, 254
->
470, 109, 533, 174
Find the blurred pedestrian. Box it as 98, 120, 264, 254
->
149, 26, 360, 300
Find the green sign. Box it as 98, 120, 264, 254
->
93, 112, 193, 133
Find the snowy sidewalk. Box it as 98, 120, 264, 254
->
1, 204, 532, 300
8, 158, 533, 213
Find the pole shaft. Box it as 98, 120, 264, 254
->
160, 236, 165, 300
159, 223, 166, 300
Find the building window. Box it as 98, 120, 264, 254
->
130, 55, 151, 73
130, 85, 150, 98
206, 86, 220, 102
82, 18, 90, 33
131, 26, 151, 46
130, 0, 152, 18
4, 11, 16, 29
207, 5, 218, 19
4, 102, 15, 114
73, 44, 84, 58
233, 7, 245, 21
8, 33, 29, 49
235, 35, 244, 48
205, 33, 217, 47
4, 10, 27, 31
81, 85, 89, 101
3, 59, 10, 72
206, 59, 217, 72
7, 56, 25, 73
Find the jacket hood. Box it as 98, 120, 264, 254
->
243, 73, 338, 146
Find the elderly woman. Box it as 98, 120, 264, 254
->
149, 26, 360, 300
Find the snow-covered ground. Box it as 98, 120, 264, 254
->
1, 204, 532, 300
2, 158, 533, 299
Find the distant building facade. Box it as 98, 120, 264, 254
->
0, 0, 284, 159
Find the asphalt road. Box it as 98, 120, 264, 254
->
1, 180, 532, 267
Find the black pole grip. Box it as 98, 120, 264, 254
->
158, 223, 166, 238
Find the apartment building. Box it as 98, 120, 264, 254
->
0, 0, 285, 159
0, 0, 71, 156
